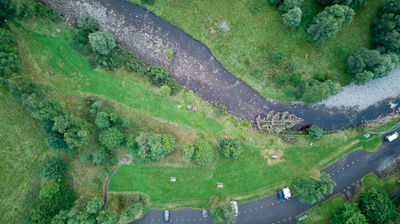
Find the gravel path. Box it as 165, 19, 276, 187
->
321, 65, 400, 110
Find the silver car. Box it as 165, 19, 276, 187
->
164, 210, 170, 222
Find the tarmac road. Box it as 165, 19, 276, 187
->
132, 127, 400, 224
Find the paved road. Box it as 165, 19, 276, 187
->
40, 0, 400, 130
130, 127, 400, 224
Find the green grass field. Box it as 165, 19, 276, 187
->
0, 88, 50, 223
298, 172, 400, 224
129, 0, 382, 101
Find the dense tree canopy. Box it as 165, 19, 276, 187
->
77, 14, 99, 33
136, 132, 176, 161
331, 203, 367, 224
297, 173, 336, 204
89, 32, 116, 55
307, 5, 355, 45
98, 127, 123, 150
360, 188, 394, 224
0, 52, 21, 76
42, 158, 68, 180
316, 0, 369, 8
95, 111, 111, 129
86, 197, 103, 214
219, 138, 242, 159
308, 124, 324, 140
283, 7, 302, 27
192, 141, 215, 166
93, 148, 112, 165
372, 0, 400, 55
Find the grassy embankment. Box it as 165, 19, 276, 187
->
298, 172, 400, 224
12, 18, 399, 210
129, 0, 381, 101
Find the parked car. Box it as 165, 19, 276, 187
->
283, 187, 291, 199
277, 190, 284, 201
164, 210, 169, 222
230, 200, 239, 216
385, 132, 399, 142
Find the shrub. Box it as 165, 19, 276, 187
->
46, 131, 68, 149
86, 197, 103, 214
0, 28, 17, 53
283, 7, 302, 27
165, 48, 174, 58
39, 183, 61, 200
275, 73, 288, 86
126, 133, 136, 150
214, 104, 227, 117
121, 117, 130, 128
297, 173, 336, 204
98, 127, 123, 150
77, 14, 99, 33
93, 148, 112, 165
43, 158, 68, 180
272, 50, 285, 62
89, 32, 116, 55
136, 132, 176, 161
148, 65, 169, 86
96, 45, 131, 70
165, 77, 181, 95
331, 203, 367, 224
127, 56, 149, 76
95, 112, 111, 129
159, 85, 171, 96
308, 124, 323, 140
0, 52, 21, 76
354, 71, 374, 85
278, 0, 303, 12
141, 0, 156, 5
182, 143, 195, 163
360, 188, 394, 223
307, 5, 355, 45
192, 141, 215, 166
219, 138, 242, 159
280, 134, 297, 143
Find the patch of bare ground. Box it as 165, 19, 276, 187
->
260, 149, 284, 166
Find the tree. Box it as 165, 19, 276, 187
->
43, 158, 68, 180
353, 71, 374, 85
51, 210, 69, 224
219, 138, 242, 159
148, 65, 170, 86
373, 0, 400, 55
0, 0, 14, 25
347, 48, 397, 79
307, 5, 355, 45
93, 148, 112, 165
98, 127, 123, 150
0, 52, 21, 76
137, 133, 176, 160
331, 203, 367, 224
283, 7, 302, 27
299, 79, 331, 104
221, 202, 236, 224
39, 183, 62, 200
297, 173, 336, 204
126, 133, 136, 150
316, 0, 369, 8
95, 111, 111, 129
0, 28, 17, 53
46, 131, 68, 149
182, 143, 195, 163
86, 197, 103, 214
96, 209, 119, 224
192, 141, 215, 166
77, 14, 99, 33
360, 188, 394, 224
89, 32, 116, 55
159, 85, 171, 96
308, 124, 323, 140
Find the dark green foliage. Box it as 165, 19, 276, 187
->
77, 14, 99, 33
214, 104, 227, 117
275, 73, 289, 86
51, 210, 69, 224
297, 173, 336, 204
308, 124, 323, 140
354, 71, 374, 85
136, 132, 176, 161
69, 29, 92, 55
331, 203, 367, 224
96, 210, 119, 224
280, 134, 297, 143
192, 141, 215, 166
127, 56, 149, 75
0, 0, 14, 25
297, 79, 341, 104
126, 133, 136, 150
39, 183, 62, 200
316, 0, 369, 8
272, 50, 285, 62
42, 158, 68, 180
324, 80, 341, 95
278, 0, 303, 13
0, 28, 17, 53
11, 0, 36, 18
89, 32, 116, 55
360, 188, 394, 224
219, 138, 242, 159
283, 6, 302, 27
95, 111, 111, 129
165, 77, 181, 95
33, 2, 62, 22
98, 127, 123, 150
347, 48, 397, 81
86, 197, 103, 214
372, 0, 400, 55
96, 45, 131, 70
122, 203, 143, 221
307, 5, 355, 45
288, 73, 302, 85
0, 52, 21, 76
46, 131, 68, 149
149, 65, 170, 86
30, 99, 63, 121
93, 148, 112, 165
141, 0, 156, 6
121, 117, 130, 128
221, 202, 236, 224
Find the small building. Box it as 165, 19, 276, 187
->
170, 177, 176, 182
217, 182, 224, 188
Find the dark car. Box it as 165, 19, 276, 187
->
164, 210, 170, 222
277, 190, 284, 201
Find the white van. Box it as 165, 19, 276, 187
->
230, 200, 238, 217
385, 132, 399, 142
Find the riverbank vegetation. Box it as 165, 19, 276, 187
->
130, 0, 384, 103
1, 1, 400, 223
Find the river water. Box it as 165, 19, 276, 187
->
40, 0, 400, 130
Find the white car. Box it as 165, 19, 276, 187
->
230, 200, 238, 217
385, 132, 399, 142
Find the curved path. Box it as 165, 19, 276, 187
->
41, 0, 400, 130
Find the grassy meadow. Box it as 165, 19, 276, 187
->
129, 0, 382, 101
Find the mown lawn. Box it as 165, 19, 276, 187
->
0, 88, 50, 223
298, 172, 400, 224
129, 0, 381, 101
